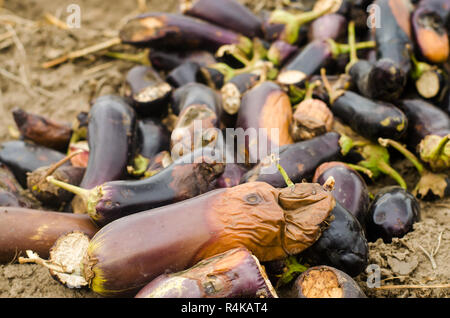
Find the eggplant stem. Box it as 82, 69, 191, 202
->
44, 150, 84, 180
304, 80, 321, 100
410, 52, 433, 80
104, 50, 151, 66
345, 21, 358, 73
276, 255, 308, 288
271, 154, 295, 189
377, 161, 407, 189
18, 250, 72, 274
378, 138, 424, 174
429, 134, 450, 162
46, 176, 91, 200
320, 67, 339, 104
345, 163, 374, 179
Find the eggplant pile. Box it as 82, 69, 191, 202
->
2, 0, 450, 299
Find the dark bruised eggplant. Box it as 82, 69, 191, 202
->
267, 40, 299, 67
0, 140, 66, 188
135, 248, 277, 298
124, 66, 171, 117
313, 161, 370, 229
417, 0, 450, 32
0, 207, 98, 263
371, 0, 413, 98
221, 73, 260, 115
412, 5, 449, 63
119, 13, 252, 54
72, 95, 137, 214
235, 81, 293, 164
308, 13, 347, 42
241, 132, 342, 188
398, 99, 450, 171
0, 163, 40, 209
365, 187, 421, 243
12, 108, 72, 152
290, 265, 366, 298
180, 0, 263, 38
149, 50, 217, 72
301, 201, 369, 277
166, 61, 200, 88
137, 118, 170, 159
49, 148, 225, 227
24, 182, 335, 296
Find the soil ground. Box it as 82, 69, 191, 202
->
0, 0, 448, 298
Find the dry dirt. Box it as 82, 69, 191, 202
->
0, 0, 449, 298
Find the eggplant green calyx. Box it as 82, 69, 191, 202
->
271, 154, 295, 190
127, 154, 150, 177
276, 255, 308, 288
104, 50, 151, 66
419, 134, 450, 171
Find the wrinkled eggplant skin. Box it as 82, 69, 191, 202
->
398, 99, 450, 149
301, 201, 369, 277
149, 50, 216, 72
313, 162, 370, 230
308, 14, 347, 42
181, 0, 263, 38
166, 62, 200, 88
241, 132, 342, 188
137, 119, 170, 159
366, 187, 421, 243
171, 83, 221, 116
0, 141, 66, 188
92, 148, 224, 226
80, 95, 137, 190
331, 91, 408, 142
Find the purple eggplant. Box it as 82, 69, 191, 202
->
180, 0, 263, 38
0, 163, 39, 209
49, 147, 225, 227
216, 163, 249, 189
235, 81, 294, 164
171, 82, 221, 116
119, 13, 252, 54
12, 108, 72, 152
137, 118, 170, 159
241, 132, 342, 188
149, 50, 217, 72
267, 40, 299, 67
220, 73, 260, 115
418, 0, 450, 30
135, 248, 277, 298
166, 61, 200, 88
365, 186, 421, 243
313, 161, 370, 229
301, 201, 369, 277
0, 141, 66, 188
308, 13, 347, 42
198, 66, 225, 90
124, 66, 172, 117
72, 95, 137, 214
290, 265, 366, 298
0, 189, 28, 208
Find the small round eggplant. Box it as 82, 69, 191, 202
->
137, 118, 170, 159
301, 201, 369, 277
366, 186, 421, 243
313, 161, 370, 229
124, 66, 172, 117
291, 265, 366, 298
135, 248, 277, 298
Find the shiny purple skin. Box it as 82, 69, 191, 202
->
313, 162, 370, 230
137, 119, 170, 159
241, 132, 342, 188
308, 13, 347, 42
181, 0, 263, 38
366, 187, 421, 243
166, 61, 200, 88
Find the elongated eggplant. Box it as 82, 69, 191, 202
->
313, 161, 370, 229
291, 265, 366, 298
267, 40, 299, 67
366, 187, 421, 243
149, 50, 217, 72
23, 182, 334, 296
301, 201, 369, 277
180, 0, 263, 38
242, 132, 341, 187
12, 108, 72, 151
166, 61, 200, 88
308, 13, 347, 42
412, 5, 449, 63
49, 148, 225, 227
398, 98, 450, 170
0, 207, 98, 263
72, 95, 137, 214
124, 66, 171, 117
135, 248, 277, 298
371, 0, 413, 98
119, 13, 252, 54
0, 141, 66, 188
235, 81, 293, 164
221, 73, 260, 115
137, 118, 170, 159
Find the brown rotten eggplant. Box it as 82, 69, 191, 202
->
235, 81, 293, 164
22, 181, 335, 296
12, 108, 72, 152
0, 140, 66, 188
119, 13, 252, 54
180, 0, 263, 38
242, 132, 342, 188
49, 148, 225, 227
135, 248, 277, 298
124, 66, 172, 117
72, 95, 137, 214
290, 265, 366, 298
0, 207, 98, 263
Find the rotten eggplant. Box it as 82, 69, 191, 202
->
221, 73, 260, 115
